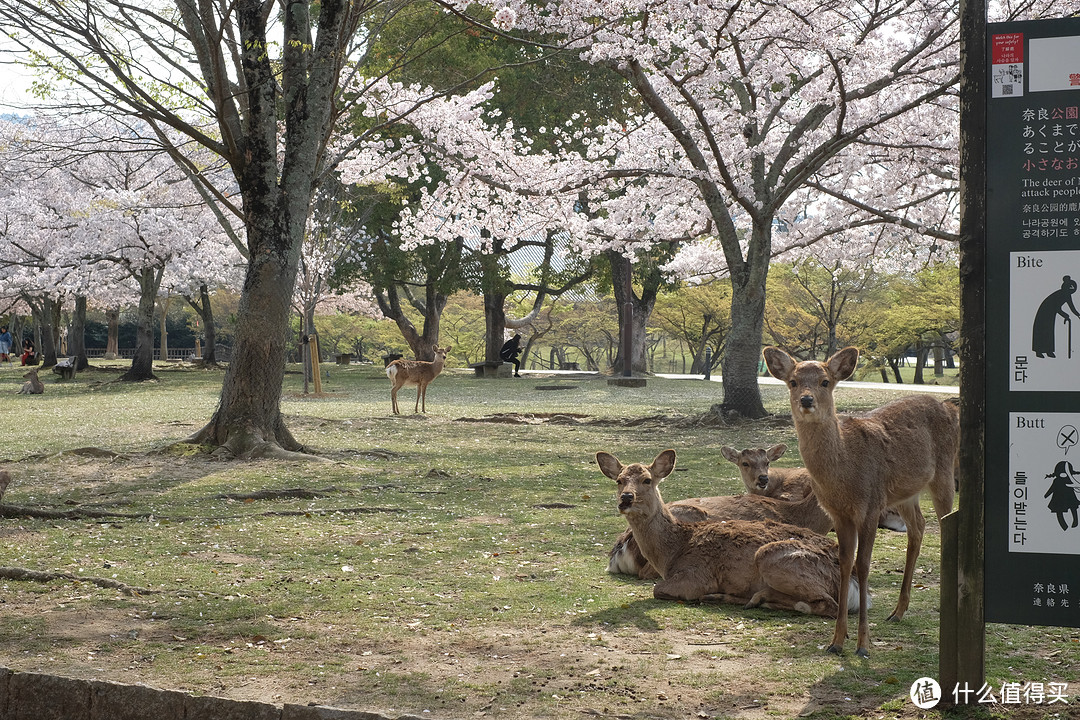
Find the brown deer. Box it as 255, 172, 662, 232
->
721, 444, 811, 499
0, 470, 10, 503
386, 346, 451, 414
762, 346, 957, 658
17, 369, 43, 395
597, 449, 859, 616
722, 444, 907, 532
607, 486, 833, 579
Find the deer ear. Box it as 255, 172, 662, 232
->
766, 443, 787, 461
720, 446, 738, 463
595, 452, 624, 480
650, 449, 676, 479
827, 347, 859, 381
762, 347, 795, 381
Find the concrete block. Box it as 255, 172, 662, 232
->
184, 694, 281, 720
7, 671, 90, 720
0, 667, 10, 717
283, 704, 391, 720
89, 679, 186, 720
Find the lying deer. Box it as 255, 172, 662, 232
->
763, 346, 957, 658
386, 346, 451, 415
17, 369, 43, 395
721, 444, 907, 532
597, 449, 859, 617
607, 484, 832, 579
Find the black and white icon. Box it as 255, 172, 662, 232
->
1032, 276, 1080, 359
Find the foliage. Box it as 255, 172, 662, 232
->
764, 260, 889, 359
651, 282, 732, 374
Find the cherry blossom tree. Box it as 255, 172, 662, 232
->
0, 0, 500, 457
347, 0, 1069, 416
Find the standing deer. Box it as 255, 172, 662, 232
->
386, 346, 451, 414
762, 346, 957, 658
597, 449, 858, 616
17, 369, 43, 395
721, 444, 907, 532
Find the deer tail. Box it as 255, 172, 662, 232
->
846, 577, 871, 614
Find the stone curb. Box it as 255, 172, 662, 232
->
0, 668, 428, 720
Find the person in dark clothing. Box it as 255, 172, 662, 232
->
1045, 460, 1080, 531
20, 337, 35, 366
1032, 275, 1080, 358
500, 333, 523, 377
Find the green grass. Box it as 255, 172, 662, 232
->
0, 360, 1074, 719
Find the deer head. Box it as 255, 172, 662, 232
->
721, 444, 788, 494
596, 449, 676, 519
763, 347, 859, 423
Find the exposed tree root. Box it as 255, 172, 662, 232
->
0, 566, 158, 596
23, 447, 128, 461
215, 487, 347, 501
0, 504, 146, 521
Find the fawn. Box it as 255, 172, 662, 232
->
386, 346, 451, 414
597, 449, 857, 616
722, 444, 907, 532
763, 346, 957, 658
17, 369, 44, 395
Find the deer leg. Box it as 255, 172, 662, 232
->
654, 569, 709, 602
888, 497, 926, 622
853, 520, 878, 659
755, 541, 840, 618
420, 382, 427, 413
390, 385, 400, 415
829, 521, 858, 654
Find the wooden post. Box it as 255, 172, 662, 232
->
941, 0, 986, 700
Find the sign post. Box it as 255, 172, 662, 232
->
984, 17, 1080, 629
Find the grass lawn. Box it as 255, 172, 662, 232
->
0, 360, 1074, 719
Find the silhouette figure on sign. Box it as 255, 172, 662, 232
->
1032, 276, 1080, 358
1044, 460, 1080, 531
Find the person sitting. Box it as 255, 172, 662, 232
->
499, 333, 523, 377
21, 337, 35, 366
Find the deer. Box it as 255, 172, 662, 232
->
607, 487, 833, 579
0, 470, 10, 503
597, 449, 860, 617
762, 346, 957, 658
721, 444, 907, 532
386, 346, 451, 415
17, 369, 43, 395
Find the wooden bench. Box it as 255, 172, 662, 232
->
468, 361, 510, 378
53, 357, 76, 380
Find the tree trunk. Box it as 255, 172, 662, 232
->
608, 251, 656, 374
890, 357, 904, 383
158, 295, 171, 363
184, 285, 218, 364
105, 308, 120, 359
484, 289, 508, 364
119, 267, 161, 381
29, 296, 58, 367
914, 345, 929, 384
187, 217, 305, 458
70, 295, 89, 371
